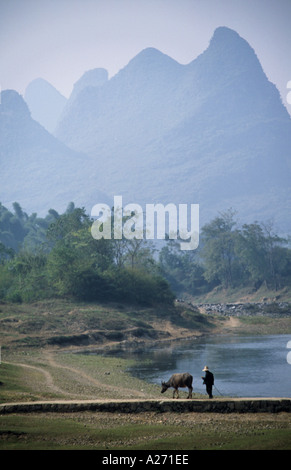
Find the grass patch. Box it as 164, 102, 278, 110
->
238, 316, 291, 334
0, 363, 31, 403
0, 350, 161, 403
0, 413, 290, 450
217, 429, 291, 450
0, 360, 64, 403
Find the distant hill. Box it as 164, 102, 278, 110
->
68, 68, 108, 103
24, 78, 67, 133
55, 26, 291, 233
0, 90, 109, 215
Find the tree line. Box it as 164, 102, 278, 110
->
0, 203, 290, 304
0, 202, 173, 304
160, 209, 291, 295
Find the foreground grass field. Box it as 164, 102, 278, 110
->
1, 411, 290, 450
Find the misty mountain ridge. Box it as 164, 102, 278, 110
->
1, 26, 291, 233
24, 78, 67, 134
56, 27, 289, 151
54, 26, 291, 232
0, 89, 109, 215
68, 68, 108, 103
23, 69, 109, 134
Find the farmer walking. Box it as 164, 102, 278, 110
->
201, 366, 214, 398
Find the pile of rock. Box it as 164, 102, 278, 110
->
197, 302, 291, 318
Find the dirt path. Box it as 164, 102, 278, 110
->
5, 360, 64, 395
45, 350, 115, 392
45, 350, 149, 398
228, 316, 241, 327
5, 349, 150, 400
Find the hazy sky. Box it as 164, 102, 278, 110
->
1, 0, 291, 113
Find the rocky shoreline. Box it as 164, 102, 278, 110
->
195, 301, 291, 318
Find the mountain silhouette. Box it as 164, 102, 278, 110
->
69, 68, 108, 103
0, 90, 109, 215
1, 27, 290, 233
24, 78, 67, 133
54, 26, 291, 232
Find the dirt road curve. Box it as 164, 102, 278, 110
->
2, 352, 290, 414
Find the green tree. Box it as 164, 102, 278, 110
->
159, 240, 206, 295
0, 202, 59, 252
7, 250, 49, 301
201, 209, 240, 288
0, 241, 14, 263
46, 206, 89, 242
46, 207, 114, 298
238, 221, 289, 290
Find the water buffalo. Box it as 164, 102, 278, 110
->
161, 372, 193, 399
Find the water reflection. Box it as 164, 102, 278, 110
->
99, 334, 291, 398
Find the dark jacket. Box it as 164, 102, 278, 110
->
203, 370, 214, 385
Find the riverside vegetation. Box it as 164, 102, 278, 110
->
0, 202, 291, 450
1, 202, 291, 304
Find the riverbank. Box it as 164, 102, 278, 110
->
1, 299, 290, 450
1, 298, 291, 353
1, 299, 291, 404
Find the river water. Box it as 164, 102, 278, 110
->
102, 334, 291, 398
